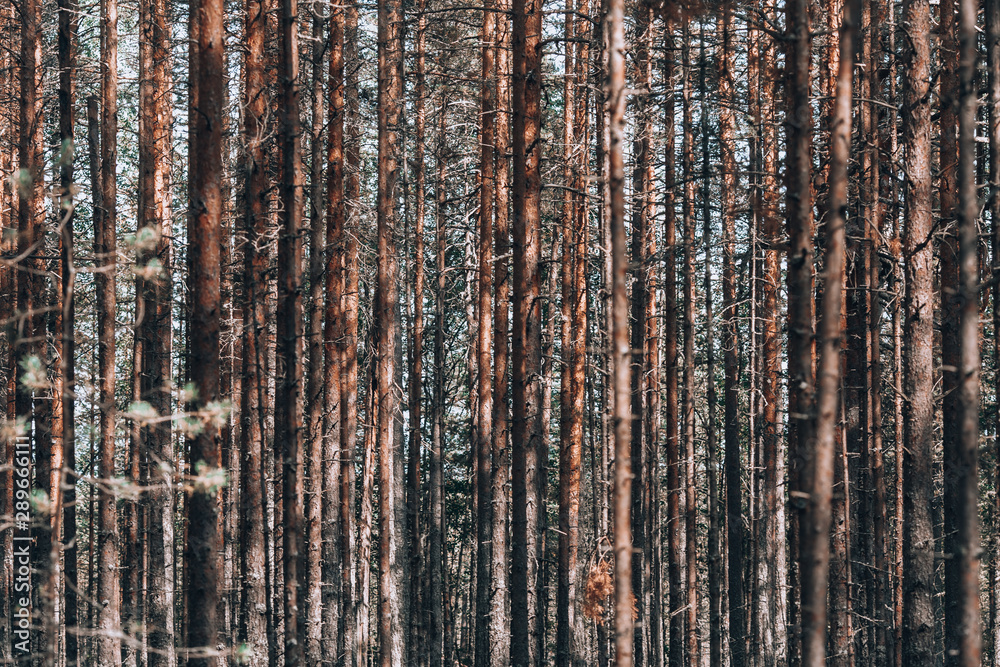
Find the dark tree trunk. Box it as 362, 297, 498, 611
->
185, 0, 225, 660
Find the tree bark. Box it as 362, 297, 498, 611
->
491, 2, 513, 663
784, 0, 814, 664
377, 0, 406, 663
802, 4, 854, 666
96, 0, 122, 656
511, 0, 544, 662
718, 4, 745, 665
607, 0, 632, 662
475, 4, 496, 664
901, 0, 935, 661
186, 0, 225, 662
946, 0, 983, 663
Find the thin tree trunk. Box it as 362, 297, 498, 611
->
784, 0, 814, 664
511, 0, 544, 661
901, 0, 935, 661
58, 0, 79, 660
140, 0, 175, 658
989, 0, 1000, 663
607, 0, 632, 662
341, 3, 361, 662
491, 2, 513, 662
304, 8, 326, 664
407, 3, 427, 663
718, 4, 745, 665
662, 27, 684, 667
628, 7, 653, 664
802, 4, 853, 665
429, 95, 449, 667
238, 0, 270, 659
97, 0, 122, 655
324, 1, 346, 664
475, 4, 496, 663
377, 0, 406, 663
277, 0, 305, 659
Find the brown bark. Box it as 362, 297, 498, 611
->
304, 8, 326, 664
946, 0, 983, 663
491, 1, 513, 662
186, 0, 225, 661
475, 4, 496, 664
511, 0, 544, 661
96, 0, 122, 656
377, 0, 406, 663
661, 27, 684, 667
901, 0, 935, 661
718, 4, 744, 665
341, 3, 361, 662
407, 3, 427, 662
276, 0, 305, 660
607, 0, 632, 661
324, 0, 346, 663
558, 1, 588, 662
238, 0, 270, 659
802, 4, 853, 666
138, 0, 175, 660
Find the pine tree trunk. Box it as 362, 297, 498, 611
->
186, 0, 225, 661
96, 0, 122, 656
475, 5, 496, 663
784, 1, 814, 665
140, 0, 175, 659
718, 5, 745, 665
58, 0, 79, 661
947, 0, 983, 663
900, 0, 934, 662
304, 9, 326, 664
238, 0, 271, 659
511, 0, 544, 662
491, 2, 513, 662
276, 0, 305, 660
607, 0, 632, 661
377, 0, 406, 662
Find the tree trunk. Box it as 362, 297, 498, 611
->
802, 4, 853, 665
607, 0, 633, 662
901, 0, 935, 661
784, 0, 814, 664
238, 0, 271, 659
276, 0, 305, 660
491, 2, 513, 662
186, 0, 224, 661
341, 3, 361, 662
947, 0, 983, 663
58, 0, 79, 661
718, 4, 745, 665
475, 4, 496, 664
304, 9, 326, 665
511, 0, 544, 662
377, 0, 406, 663
96, 0, 122, 656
